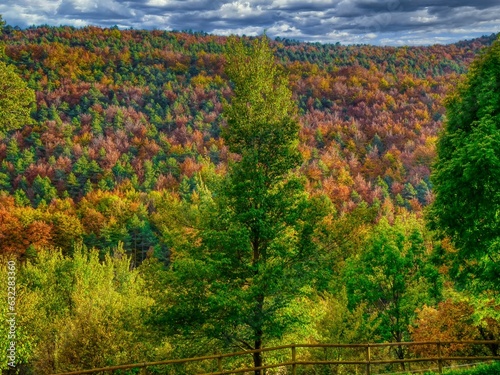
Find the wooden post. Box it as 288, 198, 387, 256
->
437, 341, 443, 374
291, 345, 297, 375
366, 344, 371, 375
217, 355, 223, 373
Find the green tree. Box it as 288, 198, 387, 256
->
428, 36, 500, 291
32, 175, 58, 206
0, 257, 41, 373
14, 247, 159, 374
0, 172, 10, 191
0, 60, 35, 133
344, 215, 441, 364
165, 37, 325, 374
6, 138, 19, 163
67, 172, 81, 197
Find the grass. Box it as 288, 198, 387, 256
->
395, 361, 500, 375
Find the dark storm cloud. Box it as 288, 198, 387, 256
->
56, 1, 137, 24
0, 0, 499, 45
355, 0, 500, 13
126, 0, 222, 13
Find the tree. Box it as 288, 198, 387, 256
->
165, 36, 324, 374
344, 215, 441, 365
11, 247, 158, 374
428, 36, 500, 291
411, 299, 479, 357
32, 175, 58, 206
0, 60, 35, 133
411, 296, 500, 356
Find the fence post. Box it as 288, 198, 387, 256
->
437, 340, 443, 374
291, 345, 297, 375
217, 354, 223, 373
366, 344, 371, 375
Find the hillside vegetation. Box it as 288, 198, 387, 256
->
0, 21, 498, 374
0, 25, 496, 259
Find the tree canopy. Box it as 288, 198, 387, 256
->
0, 23, 497, 373
0, 60, 35, 133
345, 215, 441, 361
428, 35, 500, 291
164, 36, 325, 374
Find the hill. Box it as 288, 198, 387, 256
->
1, 25, 499, 374
0, 25, 497, 260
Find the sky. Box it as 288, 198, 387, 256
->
1, 0, 499, 46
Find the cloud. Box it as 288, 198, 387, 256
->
0, 0, 499, 45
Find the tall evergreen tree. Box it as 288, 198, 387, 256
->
165, 36, 325, 374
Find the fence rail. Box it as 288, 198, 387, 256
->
50, 340, 500, 375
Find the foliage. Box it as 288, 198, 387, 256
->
0, 190, 167, 262
411, 295, 500, 358
0, 256, 41, 372
0, 21, 496, 373
164, 36, 326, 373
344, 215, 441, 358
3, 247, 163, 374
0, 60, 35, 133
0, 25, 494, 223
428, 35, 500, 292
315, 290, 380, 345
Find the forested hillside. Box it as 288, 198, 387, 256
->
0, 25, 496, 261
0, 22, 498, 374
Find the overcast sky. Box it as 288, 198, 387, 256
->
1, 0, 499, 46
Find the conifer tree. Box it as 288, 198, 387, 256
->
166, 37, 324, 374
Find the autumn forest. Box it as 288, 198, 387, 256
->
0, 17, 499, 375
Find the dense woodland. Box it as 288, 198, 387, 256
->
0, 18, 499, 374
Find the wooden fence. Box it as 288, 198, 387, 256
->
50, 340, 500, 375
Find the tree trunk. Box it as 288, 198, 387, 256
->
253, 292, 264, 375
395, 343, 405, 371
251, 220, 265, 375
253, 338, 263, 375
